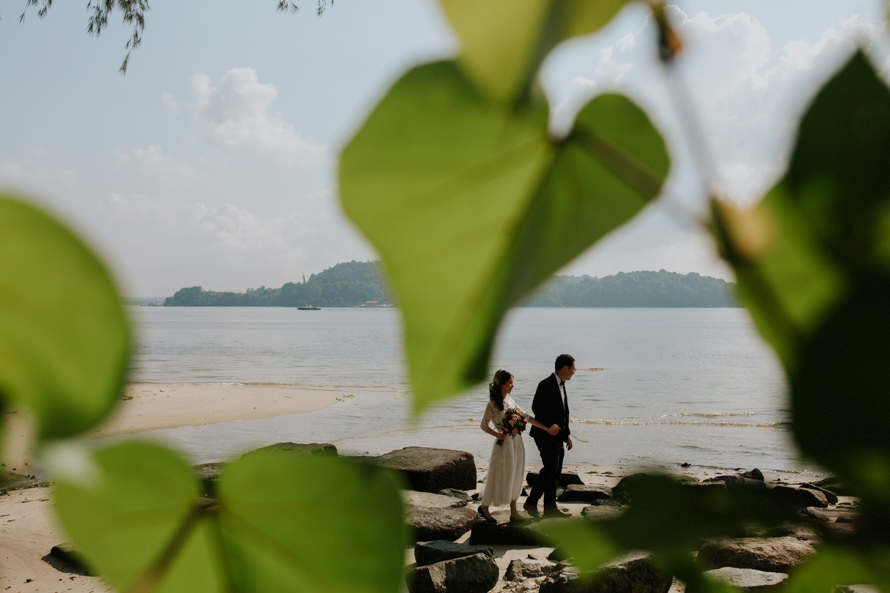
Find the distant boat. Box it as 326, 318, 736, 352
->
297, 305, 321, 310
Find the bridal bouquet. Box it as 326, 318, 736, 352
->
495, 408, 526, 446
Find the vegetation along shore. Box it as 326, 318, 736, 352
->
150, 261, 737, 308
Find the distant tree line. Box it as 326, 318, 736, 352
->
164, 261, 389, 307
526, 270, 736, 307
163, 262, 737, 307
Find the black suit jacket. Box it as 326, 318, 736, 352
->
529, 373, 570, 442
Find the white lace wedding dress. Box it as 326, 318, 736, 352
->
479, 396, 528, 507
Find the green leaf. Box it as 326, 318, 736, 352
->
53, 442, 209, 592
340, 61, 669, 412
711, 50, 890, 487
440, 0, 628, 105
0, 195, 130, 441
786, 546, 890, 593
54, 441, 407, 593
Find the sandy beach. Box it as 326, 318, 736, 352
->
2, 382, 343, 593
0, 383, 810, 593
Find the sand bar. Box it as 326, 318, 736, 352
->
90, 382, 340, 437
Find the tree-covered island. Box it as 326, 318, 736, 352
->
163, 261, 736, 307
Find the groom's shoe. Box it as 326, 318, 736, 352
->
543, 507, 571, 518
522, 502, 541, 518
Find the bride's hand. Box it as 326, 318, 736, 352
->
548, 424, 560, 436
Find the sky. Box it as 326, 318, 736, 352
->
1, 0, 886, 297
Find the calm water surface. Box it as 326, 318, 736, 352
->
125, 306, 822, 478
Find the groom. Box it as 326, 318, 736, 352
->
524, 353, 575, 518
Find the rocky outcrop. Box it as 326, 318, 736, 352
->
771, 485, 829, 508
404, 490, 469, 510
558, 484, 612, 503
504, 558, 558, 581
410, 506, 480, 542
375, 447, 476, 492
705, 567, 788, 591
540, 553, 672, 593
468, 520, 543, 546
245, 442, 338, 456
414, 541, 493, 566
407, 552, 498, 593
698, 536, 817, 573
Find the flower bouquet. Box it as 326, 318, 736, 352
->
495, 408, 526, 446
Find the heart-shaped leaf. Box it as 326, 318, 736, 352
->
440, 0, 628, 105
0, 195, 130, 441
340, 61, 669, 412
711, 50, 890, 487
54, 441, 407, 593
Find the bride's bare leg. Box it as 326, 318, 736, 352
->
479, 504, 495, 521
510, 500, 521, 519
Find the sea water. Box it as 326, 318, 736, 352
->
125, 306, 823, 478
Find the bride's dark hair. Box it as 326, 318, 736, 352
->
489, 369, 512, 411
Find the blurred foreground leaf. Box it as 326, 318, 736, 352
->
712, 50, 890, 492
787, 546, 890, 593
0, 194, 129, 441
440, 0, 628, 105
538, 473, 797, 570
54, 442, 406, 593
340, 60, 669, 412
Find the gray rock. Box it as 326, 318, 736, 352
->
581, 505, 624, 521
468, 520, 543, 546
410, 506, 480, 542
739, 469, 765, 481
698, 537, 817, 572
47, 544, 93, 576
559, 484, 613, 503
414, 541, 493, 567
705, 567, 788, 591
504, 558, 558, 581
404, 491, 469, 510
540, 553, 672, 593
245, 442, 338, 456
801, 482, 839, 504
375, 447, 476, 492
527, 471, 584, 488
771, 485, 829, 508
704, 475, 767, 491
408, 552, 498, 593
438, 488, 472, 503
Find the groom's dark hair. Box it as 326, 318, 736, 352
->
555, 354, 575, 372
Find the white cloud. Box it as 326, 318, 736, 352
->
115, 145, 204, 189
188, 68, 326, 166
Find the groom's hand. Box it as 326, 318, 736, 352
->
567, 437, 573, 451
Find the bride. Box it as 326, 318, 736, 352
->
478, 369, 560, 523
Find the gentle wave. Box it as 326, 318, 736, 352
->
572, 417, 787, 428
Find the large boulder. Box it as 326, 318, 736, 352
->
704, 475, 766, 491
468, 520, 543, 546
408, 552, 498, 593
404, 490, 469, 510
504, 558, 558, 581
558, 484, 612, 503
414, 541, 493, 567
540, 553, 672, 593
245, 442, 338, 456
705, 567, 788, 591
698, 537, 817, 572
375, 447, 476, 492
771, 485, 829, 509
410, 506, 480, 542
